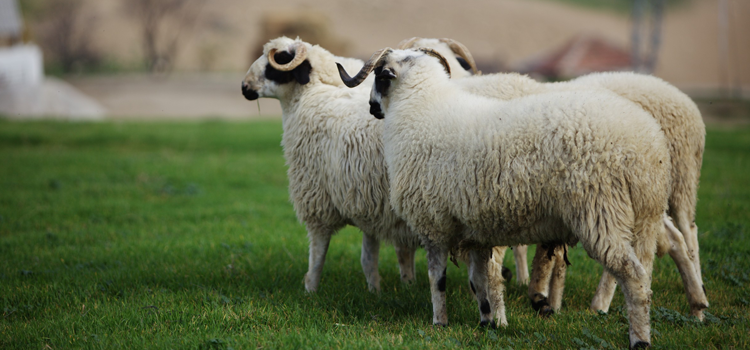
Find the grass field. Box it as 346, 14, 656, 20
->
1, 120, 748, 349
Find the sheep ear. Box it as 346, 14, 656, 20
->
293, 61, 311, 85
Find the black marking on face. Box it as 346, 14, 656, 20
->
456, 57, 472, 71
374, 65, 395, 98
274, 51, 294, 64
470, 281, 476, 294
369, 100, 384, 119
437, 268, 447, 292
264, 59, 313, 85
480, 299, 491, 314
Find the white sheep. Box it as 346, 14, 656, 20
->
338, 48, 672, 348
450, 71, 708, 319
399, 38, 708, 319
397, 37, 532, 287
241, 37, 422, 293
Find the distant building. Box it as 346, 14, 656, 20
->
0, 0, 23, 46
517, 35, 632, 81
0, 0, 105, 119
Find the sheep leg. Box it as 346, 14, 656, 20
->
673, 210, 703, 287
468, 248, 496, 327
512, 245, 529, 285
361, 233, 382, 293
663, 215, 708, 319
426, 244, 449, 326
598, 221, 658, 349
591, 270, 617, 313
395, 244, 417, 284
486, 246, 508, 327
528, 244, 556, 315
304, 225, 333, 293
547, 245, 568, 313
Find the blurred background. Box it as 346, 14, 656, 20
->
1, 0, 748, 122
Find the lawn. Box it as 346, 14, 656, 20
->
1, 120, 748, 349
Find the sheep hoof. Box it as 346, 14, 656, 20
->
539, 305, 555, 318
433, 322, 449, 328
631, 341, 651, 349
501, 266, 513, 282
530, 295, 549, 312
479, 320, 498, 329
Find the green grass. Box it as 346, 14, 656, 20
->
1, 120, 748, 349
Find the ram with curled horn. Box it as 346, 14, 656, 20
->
267, 42, 308, 71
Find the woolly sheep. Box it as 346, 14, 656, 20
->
241, 37, 422, 293
338, 48, 672, 348
399, 38, 707, 319
397, 37, 532, 287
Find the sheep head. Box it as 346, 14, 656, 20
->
241, 37, 314, 101
397, 37, 480, 77
337, 48, 451, 119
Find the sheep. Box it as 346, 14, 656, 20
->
399, 38, 708, 319
447, 71, 708, 319
241, 37, 422, 293
338, 48, 672, 348
397, 37, 532, 287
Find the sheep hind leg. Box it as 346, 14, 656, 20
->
599, 225, 658, 349
426, 243, 449, 326
468, 248, 497, 327
361, 233, 382, 293
672, 208, 703, 286
395, 244, 417, 284
663, 214, 708, 319
528, 244, 556, 316
591, 270, 617, 313
512, 245, 529, 285
304, 225, 334, 293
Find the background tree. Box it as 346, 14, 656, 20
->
125, 0, 206, 74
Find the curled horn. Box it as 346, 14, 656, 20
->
268, 42, 308, 71
419, 48, 451, 78
397, 37, 422, 49
438, 38, 480, 75
337, 48, 393, 88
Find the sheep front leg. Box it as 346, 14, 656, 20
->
512, 245, 529, 285
547, 245, 568, 313
426, 244, 449, 326
468, 248, 495, 327
663, 215, 708, 319
487, 246, 508, 327
395, 244, 417, 284
361, 233, 382, 292
304, 224, 333, 293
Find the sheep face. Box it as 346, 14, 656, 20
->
242, 37, 314, 101
367, 50, 451, 119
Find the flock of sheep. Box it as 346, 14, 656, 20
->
240, 36, 708, 349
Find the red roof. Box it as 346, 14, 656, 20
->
519, 35, 632, 79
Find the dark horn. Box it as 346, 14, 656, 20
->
419, 48, 451, 78
337, 48, 393, 88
